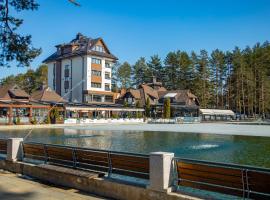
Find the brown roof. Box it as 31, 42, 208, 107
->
140, 84, 159, 99
158, 90, 199, 106
0, 85, 12, 100
43, 33, 118, 63
0, 84, 29, 101
31, 87, 67, 103
128, 89, 141, 99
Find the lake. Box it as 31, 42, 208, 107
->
1, 126, 270, 168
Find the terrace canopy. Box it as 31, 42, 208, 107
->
200, 109, 235, 121
65, 104, 144, 118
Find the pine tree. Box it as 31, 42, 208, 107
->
117, 62, 132, 89
147, 55, 164, 82
132, 57, 151, 86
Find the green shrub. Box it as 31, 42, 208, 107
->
31, 117, 37, 125
15, 117, 20, 125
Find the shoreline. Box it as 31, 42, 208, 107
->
0, 122, 270, 137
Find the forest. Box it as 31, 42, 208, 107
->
114, 42, 270, 118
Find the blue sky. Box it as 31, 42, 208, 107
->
1, 0, 270, 79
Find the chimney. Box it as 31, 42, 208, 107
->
76, 32, 83, 40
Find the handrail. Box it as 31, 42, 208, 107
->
173, 157, 270, 199
22, 142, 150, 179
23, 141, 149, 158
173, 157, 270, 172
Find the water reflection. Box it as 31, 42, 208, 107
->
0, 128, 270, 168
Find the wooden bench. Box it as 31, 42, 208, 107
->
75, 149, 110, 172
110, 153, 149, 179
23, 143, 45, 161
22, 143, 150, 180
0, 139, 7, 154
45, 145, 74, 167
176, 161, 270, 199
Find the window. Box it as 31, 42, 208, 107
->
64, 65, 70, 77
91, 82, 101, 88
92, 58, 101, 65
105, 62, 111, 68
105, 84, 110, 91
91, 70, 101, 76
64, 81, 69, 93
93, 95, 102, 102
105, 95, 113, 102
93, 45, 104, 52
105, 72, 110, 80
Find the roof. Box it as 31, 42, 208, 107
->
0, 84, 29, 101
128, 89, 141, 99
200, 109, 235, 116
140, 84, 159, 99
31, 87, 67, 103
43, 33, 118, 63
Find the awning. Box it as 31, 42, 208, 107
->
200, 109, 235, 116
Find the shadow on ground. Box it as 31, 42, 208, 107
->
0, 186, 36, 200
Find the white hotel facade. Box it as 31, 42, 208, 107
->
44, 33, 117, 104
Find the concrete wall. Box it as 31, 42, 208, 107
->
47, 62, 55, 89
0, 160, 200, 200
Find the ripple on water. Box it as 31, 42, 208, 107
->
190, 144, 219, 150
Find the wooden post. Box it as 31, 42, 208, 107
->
29, 107, 33, 123
8, 106, 13, 125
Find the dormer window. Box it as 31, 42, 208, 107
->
93, 45, 104, 53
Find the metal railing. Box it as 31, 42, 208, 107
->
173, 157, 270, 199
22, 142, 150, 179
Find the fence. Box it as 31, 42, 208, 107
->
1, 138, 270, 199
149, 117, 200, 124
174, 157, 270, 199
22, 142, 149, 179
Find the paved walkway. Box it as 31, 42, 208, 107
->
0, 170, 108, 200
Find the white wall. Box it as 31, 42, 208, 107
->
47, 55, 113, 103
47, 62, 55, 89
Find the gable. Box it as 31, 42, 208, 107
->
92, 39, 110, 54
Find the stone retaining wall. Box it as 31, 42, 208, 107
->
0, 160, 200, 200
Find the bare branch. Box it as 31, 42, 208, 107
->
68, 0, 80, 6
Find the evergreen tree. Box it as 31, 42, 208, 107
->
117, 62, 132, 89
147, 55, 164, 81
145, 97, 151, 117
132, 57, 151, 86
163, 51, 179, 89
163, 98, 171, 119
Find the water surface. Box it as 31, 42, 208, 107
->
1, 128, 270, 168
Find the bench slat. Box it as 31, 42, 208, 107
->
180, 173, 243, 189
179, 168, 243, 184
178, 162, 242, 177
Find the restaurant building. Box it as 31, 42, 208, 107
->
0, 85, 65, 125
118, 77, 200, 118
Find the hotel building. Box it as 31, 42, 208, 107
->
43, 33, 118, 104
